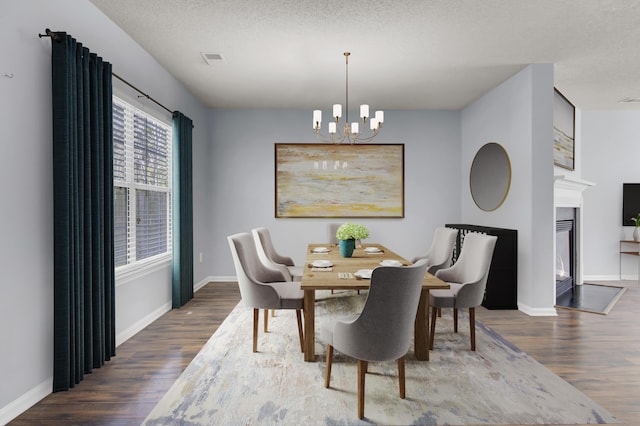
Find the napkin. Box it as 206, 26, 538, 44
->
311, 267, 333, 272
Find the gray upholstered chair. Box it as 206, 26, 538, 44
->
227, 232, 304, 353
327, 223, 340, 245
252, 227, 303, 280
252, 227, 295, 281
429, 232, 497, 351
323, 260, 428, 420
411, 226, 458, 275
326, 223, 359, 295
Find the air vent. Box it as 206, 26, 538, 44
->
201, 52, 224, 65
618, 97, 640, 103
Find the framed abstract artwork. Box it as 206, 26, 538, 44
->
275, 143, 404, 218
553, 88, 575, 170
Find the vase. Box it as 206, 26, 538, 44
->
339, 239, 356, 258
634, 227, 640, 242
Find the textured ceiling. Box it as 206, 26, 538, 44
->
90, 0, 640, 111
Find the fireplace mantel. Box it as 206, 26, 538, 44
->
553, 175, 596, 293
554, 175, 596, 208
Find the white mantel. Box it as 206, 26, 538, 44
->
554, 175, 596, 207
553, 175, 596, 292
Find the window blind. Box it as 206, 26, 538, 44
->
113, 96, 172, 267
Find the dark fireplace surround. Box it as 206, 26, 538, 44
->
556, 207, 576, 298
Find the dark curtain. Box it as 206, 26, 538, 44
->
172, 112, 194, 307
51, 33, 115, 392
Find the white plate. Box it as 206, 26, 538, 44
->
312, 247, 330, 253
355, 269, 373, 279
311, 260, 333, 268
379, 259, 402, 267
364, 247, 381, 253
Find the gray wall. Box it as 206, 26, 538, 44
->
0, 1, 211, 421
582, 110, 640, 280
209, 109, 463, 276
460, 64, 556, 315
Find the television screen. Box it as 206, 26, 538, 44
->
622, 183, 640, 226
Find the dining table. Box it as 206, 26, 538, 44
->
300, 242, 449, 362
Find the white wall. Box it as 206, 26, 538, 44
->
582, 110, 640, 280
0, 1, 210, 422
460, 64, 556, 315
208, 109, 462, 277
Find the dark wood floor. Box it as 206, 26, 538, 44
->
10, 282, 242, 426
10, 280, 639, 425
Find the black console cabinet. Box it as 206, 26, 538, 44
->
445, 224, 518, 309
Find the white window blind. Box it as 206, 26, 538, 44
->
113, 96, 172, 268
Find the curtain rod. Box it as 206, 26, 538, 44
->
39, 28, 176, 116
112, 72, 175, 116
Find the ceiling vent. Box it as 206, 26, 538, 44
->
618, 97, 640, 103
201, 52, 225, 65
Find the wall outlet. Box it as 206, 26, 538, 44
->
199, 252, 203, 263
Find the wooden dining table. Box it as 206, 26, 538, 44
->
300, 243, 449, 362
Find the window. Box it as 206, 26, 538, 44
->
113, 96, 172, 269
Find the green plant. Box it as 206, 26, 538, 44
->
335, 223, 369, 240
632, 213, 640, 227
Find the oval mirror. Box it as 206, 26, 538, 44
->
470, 142, 511, 211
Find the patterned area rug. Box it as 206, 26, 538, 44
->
144, 291, 617, 425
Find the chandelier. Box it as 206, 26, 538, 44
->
313, 52, 384, 144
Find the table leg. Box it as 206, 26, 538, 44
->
414, 289, 430, 361
303, 289, 316, 361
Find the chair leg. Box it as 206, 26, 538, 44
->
398, 356, 406, 399
296, 309, 304, 353
437, 307, 442, 317
357, 359, 367, 419
454, 308, 458, 333
429, 305, 437, 350
469, 307, 476, 351
325, 344, 333, 388
264, 309, 269, 333
253, 308, 259, 353
271, 309, 275, 317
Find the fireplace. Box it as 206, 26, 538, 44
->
556, 210, 576, 297
554, 175, 595, 300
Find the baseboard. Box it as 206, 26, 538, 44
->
0, 377, 52, 425
116, 301, 172, 347
583, 274, 627, 281
194, 276, 217, 292
207, 275, 238, 283
518, 303, 558, 316
117, 276, 237, 345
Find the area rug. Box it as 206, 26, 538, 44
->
555, 283, 626, 315
143, 291, 617, 425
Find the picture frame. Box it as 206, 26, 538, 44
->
553, 88, 575, 170
274, 143, 404, 218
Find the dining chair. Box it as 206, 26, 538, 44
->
326, 223, 359, 294
227, 232, 304, 353
252, 227, 303, 280
252, 228, 295, 281
411, 226, 458, 275
327, 223, 340, 245
323, 260, 428, 420
429, 232, 497, 351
